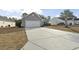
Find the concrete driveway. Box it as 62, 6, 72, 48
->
21, 27, 79, 50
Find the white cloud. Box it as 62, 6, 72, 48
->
55, 15, 60, 17
21, 9, 42, 14
51, 15, 60, 18
7, 16, 21, 19
7, 9, 42, 19
74, 14, 79, 18
0, 9, 43, 19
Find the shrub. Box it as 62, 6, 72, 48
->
15, 20, 22, 28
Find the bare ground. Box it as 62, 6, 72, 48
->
47, 25, 79, 33
0, 28, 28, 50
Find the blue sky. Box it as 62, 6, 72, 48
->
42, 9, 79, 17
0, 9, 79, 19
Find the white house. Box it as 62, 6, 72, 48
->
74, 19, 79, 25
21, 12, 44, 28
49, 17, 79, 26
67, 18, 79, 26
49, 17, 65, 25
0, 17, 15, 28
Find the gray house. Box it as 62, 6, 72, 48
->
21, 12, 45, 28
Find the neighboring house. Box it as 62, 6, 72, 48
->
67, 18, 79, 26
49, 17, 65, 25
21, 12, 45, 28
74, 19, 79, 25
0, 17, 15, 28
49, 17, 79, 26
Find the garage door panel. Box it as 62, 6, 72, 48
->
25, 21, 40, 28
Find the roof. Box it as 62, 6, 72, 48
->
59, 17, 79, 21
75, 18, 79, 20
0, 16, 15, 22
49, 17, 65, 24
24, 12, 42, 21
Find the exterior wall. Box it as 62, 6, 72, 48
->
0, 21, 15, 27
67, 20, 74, 25
67, 20, 79, 25
22, 13, 41, 28
74, 20, 79, 24
25, 20, 40, 28
49, 21, 58, 25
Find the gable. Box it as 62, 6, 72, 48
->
24, 12, 41, 21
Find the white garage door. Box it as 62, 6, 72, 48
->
25, 21, 40, 28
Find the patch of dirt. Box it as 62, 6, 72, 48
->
47, 25, 79, 33
0, 28, 28, 50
